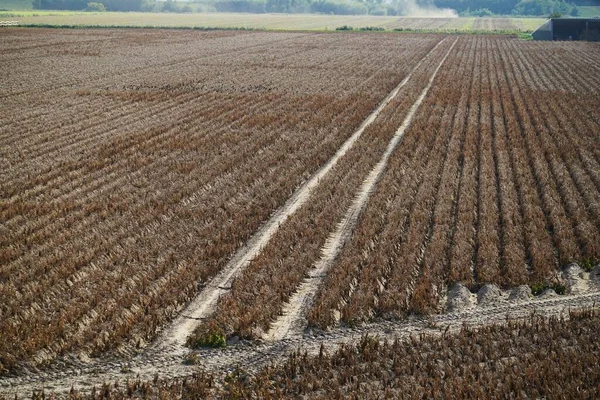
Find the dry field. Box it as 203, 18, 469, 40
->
218, 309, 600, 399
195, 35, 600, 341
1, 28, 599, 397
0, 12, 546, 32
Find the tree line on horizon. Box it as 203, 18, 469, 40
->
32, 0, 585, 19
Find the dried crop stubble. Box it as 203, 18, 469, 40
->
504, 41, 600, 238
309, 39, 460, 324
309, 37, 477, 328
498, 40, 600, 267
309, 36, 600, 330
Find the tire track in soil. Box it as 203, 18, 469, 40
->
1, 289, 598, 397
150, 36, 449, 351
264, 37, 459, 342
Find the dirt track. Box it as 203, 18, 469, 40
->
1, 278, 598, 397
264, 38, 459, 342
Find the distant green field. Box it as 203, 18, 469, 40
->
0, 11, 546, 32
0, 0, 32, 10
578, 6, 600, 17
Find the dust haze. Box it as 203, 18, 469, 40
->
393, 0, 458, 17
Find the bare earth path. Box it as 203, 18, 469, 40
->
1, 286, 598, 397
264, 38, 459, 342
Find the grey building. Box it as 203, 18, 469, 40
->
532, 18, 600, 41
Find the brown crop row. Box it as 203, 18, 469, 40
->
2, 30, 598, 375
308, 36, 600, 329
0, 29, 442, 373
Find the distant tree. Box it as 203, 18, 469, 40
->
161, 0, 180, 12
310, 0, 368, 15
433, 0, 577, 15
474, 7, 493, 15
433, 0, 520, 15
86, 2, 106, 11
37, 0, 87, 10
34, 0, 154, 10
100, 0, 154, 11
513, 0, 575, 16
369, 6, 388, 15
214, 0, 267, 13
266, 0, 311, 13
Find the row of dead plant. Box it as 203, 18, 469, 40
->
308, 36, 600, 330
